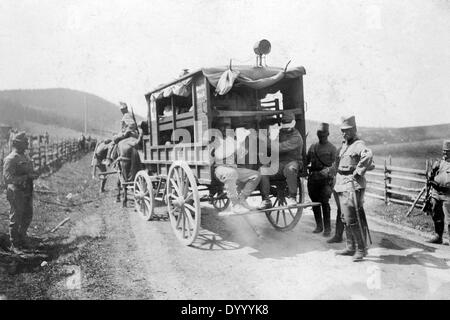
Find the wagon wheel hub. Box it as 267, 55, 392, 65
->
172, 196, 185, 208
135, 191, 146, 200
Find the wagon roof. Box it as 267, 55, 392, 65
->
146, 65, 306, 101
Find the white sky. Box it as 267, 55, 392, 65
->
0, 0, 449, 127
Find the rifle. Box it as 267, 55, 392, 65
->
130, 106, 139, 132
422, 159, 436, 215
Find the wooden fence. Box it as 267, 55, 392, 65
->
0, 138, 85, 189
365, 157, 429, 215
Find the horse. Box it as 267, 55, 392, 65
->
108, 136, 143, 207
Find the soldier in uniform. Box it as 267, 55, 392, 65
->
3, 132, 39, 254
259, 111, 304, 209
334, 116, 373, 261
425, 140, 450, 244
114, 102, 139, 144
306, 123, 337, 236
213, 118, 261, 214
107, 102, 140, 162
92, 138, 113, 192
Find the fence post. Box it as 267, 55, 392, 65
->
38, 140, 42, 173
383, 157, 390, 204
0, 146, 4, 187
45, 141, 48, 171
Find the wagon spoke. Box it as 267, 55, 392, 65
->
173, 168, 182, 192
182, 212, 186, 238
169, 193, 178, 200
183, 208, 195, 230
287, 208, 295, 220
175, 210, 182, 229
275, 211, 280, 224
185, 192, 193, 202
182, 174, 189, 196
134, 181, 141, 193
170, 178, 181, 196
283, 211, 287, 226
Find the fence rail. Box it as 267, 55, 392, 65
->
1, 138, 86, 189
366, 156, 430, 215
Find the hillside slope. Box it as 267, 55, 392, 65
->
0, 88, 143, 136
305, 120, 450, 147
0, 88, 447, 145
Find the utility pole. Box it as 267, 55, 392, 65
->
84, 95, 88, 134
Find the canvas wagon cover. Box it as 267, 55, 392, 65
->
150, 65, 305, 100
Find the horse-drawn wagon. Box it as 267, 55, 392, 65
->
133, 60, 321, 245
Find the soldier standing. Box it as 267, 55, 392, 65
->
306, 123, 337, 236
334, 116, 373, 262
425, 140, 450, 244
3, 132, 39, 254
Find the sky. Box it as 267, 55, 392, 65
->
0, 0, 449, 127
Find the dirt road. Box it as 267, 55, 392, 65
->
1, 153, 450, 299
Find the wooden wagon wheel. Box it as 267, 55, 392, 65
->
166, 161, 201, 245
211, 191, 231, 212
133, 170, 155, 221
265, 177, 304, 231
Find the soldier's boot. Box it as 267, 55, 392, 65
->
327, 216, 344, 243
448, 224, 450, 244
312, 208, 323, 233
427, 221, 444, 244
100, 178, 107, 192
335, 226, 355, 256
322, 204, 331, 237
349, 223, 366, 262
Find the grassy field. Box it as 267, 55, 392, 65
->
370, 138, 442, 169
365, 139, 444, 234
17, 121, 104, 142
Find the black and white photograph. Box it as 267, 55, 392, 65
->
0, 0, 449, 303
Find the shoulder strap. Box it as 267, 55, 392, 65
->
313, 143, 329, 168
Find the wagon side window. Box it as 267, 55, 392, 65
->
155, 94, 195, 145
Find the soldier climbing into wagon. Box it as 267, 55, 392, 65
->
212, 118, 261, 214
258, 111, 304, 210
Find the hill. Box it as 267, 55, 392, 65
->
0, 88, 448, 146
305, 120, 450, 147
0, 88, 143, 137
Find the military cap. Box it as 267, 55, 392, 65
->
12, 131, 28, 145
317, 122, 329, 132
443, 140, 450, 151
281, 111, 295, 123
340, 115, 356, 130
119, 102, 128, 110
